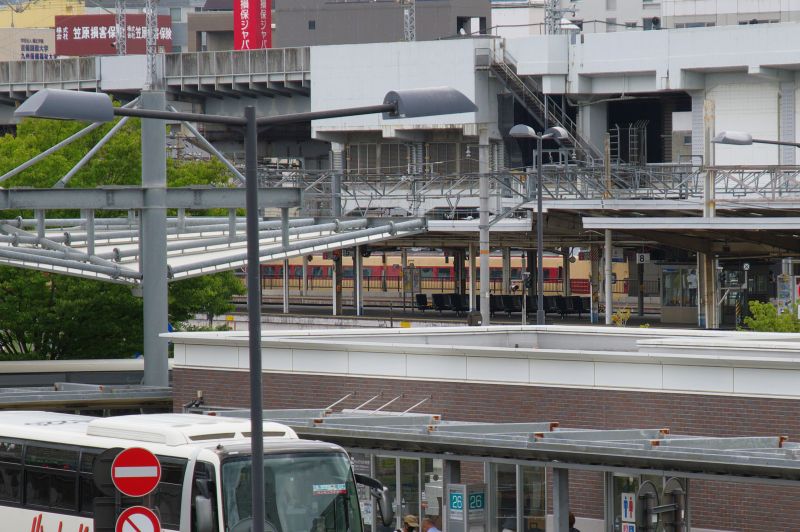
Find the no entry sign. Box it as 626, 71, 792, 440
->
116, 506, 161, 532
112, 447, 161, 497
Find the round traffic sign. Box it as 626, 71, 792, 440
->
111, 447, 161, 497
116, 506, 161, 532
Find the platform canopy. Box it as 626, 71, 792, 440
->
0, 187, 426, 284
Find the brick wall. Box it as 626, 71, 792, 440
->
174, 368, 800, 531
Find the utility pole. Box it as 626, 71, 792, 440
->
115, 0, 126, 55
402, 0, 416, 41
144, 0, 158, 87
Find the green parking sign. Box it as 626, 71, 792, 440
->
450, 492, 463, 510
469, 493, 484, 510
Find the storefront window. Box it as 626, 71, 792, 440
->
662, 267, 696, 307
399, 458, 420, 524
375, 457, 397, 532
521, 466, 546, 531
421, 459, 443, 529
493, 464, 517, 531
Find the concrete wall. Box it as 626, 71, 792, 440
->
310, 39, 500, 139
274, 0, 490, 48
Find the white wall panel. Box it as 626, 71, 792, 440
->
348, 351, 406, 377
259, 348, 293, 371
182, 344, 237, 368
530, 359, 595, 386
291, 349, 348, 373
663, 365, 733, 393
709, 79, 779, 165
595, 362, 662, 389
466, 356, 529, 383
407, 354, 467, 380
733, 367, 800, 396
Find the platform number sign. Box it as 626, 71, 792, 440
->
468, 492, 484, 510
636, 253, 650, 264
450, 492, 463, 510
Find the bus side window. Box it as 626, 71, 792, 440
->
79, 449, 101, 514
24, 446, 79, 511
191, 461, 219, 532
153, 456, 187, 530
0, 440, 22, 503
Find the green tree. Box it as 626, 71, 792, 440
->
743, 300, 800, 332
169, 272, 245, 327
0, 115, 245, 358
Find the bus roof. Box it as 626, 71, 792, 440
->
0, 411, 298, 447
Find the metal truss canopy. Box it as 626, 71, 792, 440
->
0, 215, 426, 284
0, 187, 302, 210
202, 408, 800, 485
582, 217, 800, 231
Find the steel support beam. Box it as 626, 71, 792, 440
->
140, 90, 169, 388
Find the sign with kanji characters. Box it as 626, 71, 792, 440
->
235, 0, 271, 50
54, 14, 173, 56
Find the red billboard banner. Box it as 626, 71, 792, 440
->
234, 0, 271, 50
54, 14, 173, 57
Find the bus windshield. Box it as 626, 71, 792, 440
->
222, 451, 363, 532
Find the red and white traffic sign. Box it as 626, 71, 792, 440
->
116, 506, 161, 532
112, 447, 161, 497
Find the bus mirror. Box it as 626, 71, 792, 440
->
194, 495, 215, 532
355, 474, 395, 527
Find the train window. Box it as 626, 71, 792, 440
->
312, 267, 324, 277
436, 268, 452, 279
363, 268, 372, 278
490, 269, 502, 279
342, 267, 353, 278
420, 268, 434, 278
511, 268, 521, 278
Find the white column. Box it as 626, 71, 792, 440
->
354, 246, 363, 316
605, 230, 613, 325
502, 247, 511, 294
468, 243, 477, 311
301, 255, 308, 296
282, 259, 289, 314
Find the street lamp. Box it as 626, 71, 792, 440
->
712, 130, 800, 148
16, 86, 476, 532
508, 124, 568, 325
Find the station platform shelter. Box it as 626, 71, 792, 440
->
168, 325, 800, 532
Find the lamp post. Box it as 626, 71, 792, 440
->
16, 86, 476, 532
508, 124, 567, 325
712, 130, 800, 148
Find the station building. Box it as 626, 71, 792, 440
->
170, 325, 800, 531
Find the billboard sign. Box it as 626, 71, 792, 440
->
234, 0, 271, 50
54, 14, 173, 56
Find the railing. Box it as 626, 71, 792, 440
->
257, 275, 653, 296
0, 56, 99, 87
259, 165, 800, 219
163, 47, 310, 80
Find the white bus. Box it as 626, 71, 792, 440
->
0, 411, 390, 532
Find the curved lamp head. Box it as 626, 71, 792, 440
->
712, 131, 753, 146
544, 126, 569, 141
382, 86, 477, 119
509, 124, 537, 138
15, 89, 115, 123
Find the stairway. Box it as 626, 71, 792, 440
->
490, 55, 602, 163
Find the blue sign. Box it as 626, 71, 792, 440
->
450, 492, 463, 510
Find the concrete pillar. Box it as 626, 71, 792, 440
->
637, 260, 645, 317
590, 245, 600, 323
140, 90, 169, 387
455, 249, 466, 295
354, 246, 363, 316
479, 127, 491, 324
301, 255, 308, 295
469, 242, 477, 311
552, 468, 570, 532
282, 259, 289, 314
443, 460, 461, 532
331, 142, 345, 217
780, 81, 796, 165
562, 247, 570, 297
381, 251, 388, 292
604, 230, 613, 325
502, 247, 511, 294
401, 249, 408, 311
699, 252, 718, 329
332, 256, 342, 316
